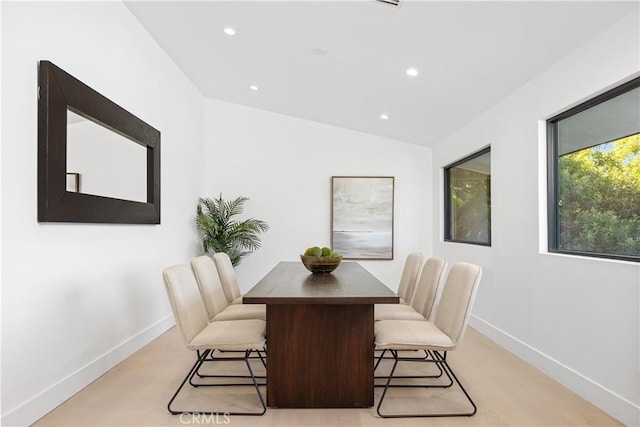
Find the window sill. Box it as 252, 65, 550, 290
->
542, 249, 639, 265
444, 239, 491, 247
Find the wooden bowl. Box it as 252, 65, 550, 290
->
300, 255, 342, 274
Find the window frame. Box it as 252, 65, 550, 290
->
547, 76, 640, 263
443, 146, 492, 246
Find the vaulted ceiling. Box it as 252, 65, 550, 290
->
126, 1, 638, 146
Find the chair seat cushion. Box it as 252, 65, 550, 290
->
375, 320, 455, 351
188, 319, 266, 351
213, 304, 266, 321
375, 304, 425, 321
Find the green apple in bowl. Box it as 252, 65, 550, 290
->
300, 245, 342, 274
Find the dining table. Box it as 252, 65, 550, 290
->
243, 261, 398, 408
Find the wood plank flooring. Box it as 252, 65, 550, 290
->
33, 326, 622, 426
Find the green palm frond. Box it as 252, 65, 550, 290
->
195, 194, 269, 267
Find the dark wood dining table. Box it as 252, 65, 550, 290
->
243, 261, 398, 408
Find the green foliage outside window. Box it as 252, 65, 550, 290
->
449, 168, 491, 243
557, 134, 640, 257
446, 149, 491, 245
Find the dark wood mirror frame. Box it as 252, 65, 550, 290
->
38, 60, 161, 224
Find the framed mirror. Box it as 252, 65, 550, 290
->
38, 60, 160, 224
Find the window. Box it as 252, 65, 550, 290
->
548, 77, 640, 262
444, 147, 491, 245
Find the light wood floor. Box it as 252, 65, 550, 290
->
34, 326, 621, 426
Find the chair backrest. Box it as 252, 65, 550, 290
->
397, 252, 423, 303
213, 252, 241, 304
162, 264, 209, 346
433, 262, 482, 346
410, 257, 447, 319
191, 256, 229, 321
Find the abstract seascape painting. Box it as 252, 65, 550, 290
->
331, 176, 394, 260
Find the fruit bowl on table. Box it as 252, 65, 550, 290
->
300, 255, 343, 274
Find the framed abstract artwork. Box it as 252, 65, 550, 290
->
331, 176, 394, 260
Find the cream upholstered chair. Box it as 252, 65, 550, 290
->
396, 252, 423, 304
375, 257, 446, 321
374, 262, 482, 418
191, 256, 266, 321
163, 264, 266, 415
213, 252, 243, 305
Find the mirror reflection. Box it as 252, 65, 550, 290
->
66, 110, 147, 203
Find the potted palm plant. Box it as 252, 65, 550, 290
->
195, 194, 269, 266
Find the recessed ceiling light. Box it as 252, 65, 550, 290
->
380, 114, 389, 120
223, 27, 236, 36
405, 67, 419, 77
249, 85, 259, 91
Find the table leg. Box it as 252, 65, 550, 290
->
266, 304, 374, 408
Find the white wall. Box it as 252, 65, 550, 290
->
0, 2, 4, 423
431, 12, 640, 426
203, 99, 432, 291
1, 2, 204, 425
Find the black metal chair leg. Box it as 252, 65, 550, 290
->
168, 349, 267, 416
374, 349, 387, 371
191, 349, 266, 385
168, 351, 210, 415
376, 350, 399, 418
376, 350, 476, 418
433, 351, 476, 416
244, 351, 267, 415
256, 349, 267, 368
375, 349, 445, 385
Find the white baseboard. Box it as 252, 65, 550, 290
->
470, 315, 640, 427
1, 314, 175, 427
